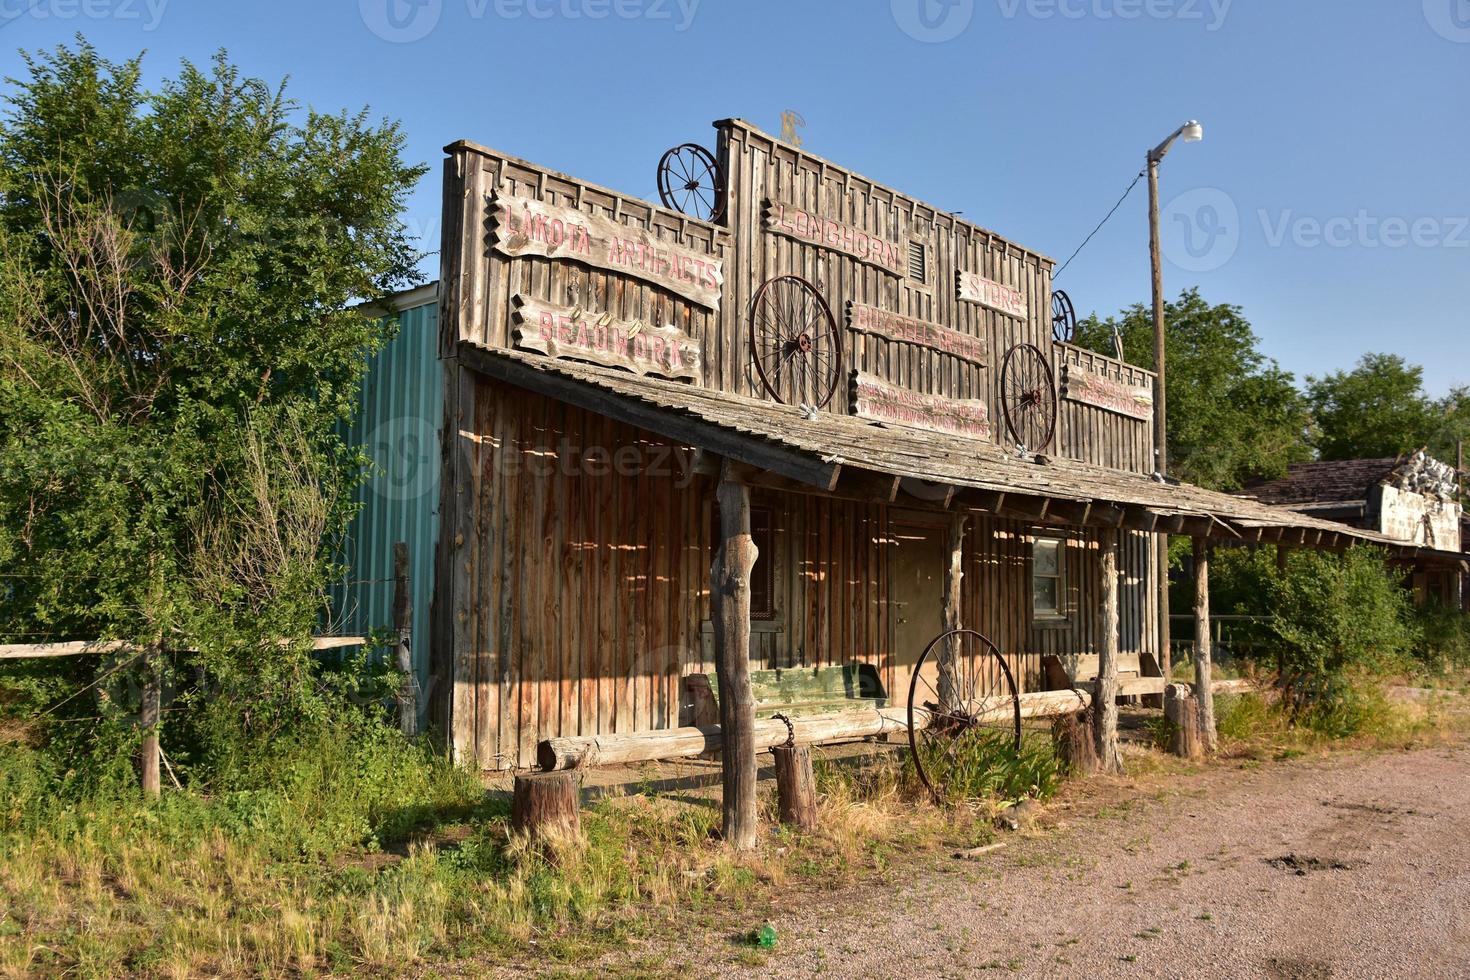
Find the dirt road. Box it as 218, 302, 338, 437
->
710, 745, 1470, 979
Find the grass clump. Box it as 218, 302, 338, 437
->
909, 726, 1064, 807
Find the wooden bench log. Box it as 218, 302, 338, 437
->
538, 689, 1094, 771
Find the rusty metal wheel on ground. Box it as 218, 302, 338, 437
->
1000, 342, 1057, 453
748, 274, 842, 409
907, 628, 1023, 806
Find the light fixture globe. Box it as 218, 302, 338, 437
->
1182, 120, 1204, 143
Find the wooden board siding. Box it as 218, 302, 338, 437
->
1052, 343, 1157, 476
717, 120, 1054, 429
440, 376, 1161, 767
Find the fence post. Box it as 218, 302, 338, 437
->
393, 541, 418, 738
140, 647, 161, 798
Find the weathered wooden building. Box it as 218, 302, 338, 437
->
428, 119, 1412, 772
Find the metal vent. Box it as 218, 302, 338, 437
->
907, 240, 927, 283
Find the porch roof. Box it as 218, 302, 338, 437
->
459, 342, 1419, 553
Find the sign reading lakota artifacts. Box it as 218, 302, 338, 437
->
492, 194, 723, 311
956, 271, 1027, 320
512, 295, 703, 382
1059, 363, 1153, 422
846, 302, 988, 366
763, 199, 905, 276
849, 371, 991, 439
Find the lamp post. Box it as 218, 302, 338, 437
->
1145, 119, 1203, 682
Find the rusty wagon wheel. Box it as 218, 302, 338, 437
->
748, 274, 842, 408
1000, 342, 1057, 453
656, 143, 725, 223
907, 628, 1023, 806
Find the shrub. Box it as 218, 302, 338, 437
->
1415, 602, 1470, 672
911, 726, 1063, 805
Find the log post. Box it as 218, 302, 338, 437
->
1164, 682, 1202, 759
1193, 538, 1217, 754
393, 542, 418, 738
940, 514, 968, 709
512, 771, 583, 842
1092, 530, 1124, 774
140, 648, 161, 799
1052, 710, 1097, 775
712, 461, 759, 850
773, 744, 818, 832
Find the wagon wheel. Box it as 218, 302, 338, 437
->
1000, 343, 1057, 453
656, 143, 725, 223
749, 275, 842, 408
907, 629, 1023, 806
1051, 290, 1077, 344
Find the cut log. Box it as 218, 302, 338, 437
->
773, 744, 818, 831
512, 771, 583, 842
1164, 683, 1202, 760
1052, 710, 1097, 776
538, 689, 1094, 771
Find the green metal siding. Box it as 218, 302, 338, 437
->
329, 291, 441, 718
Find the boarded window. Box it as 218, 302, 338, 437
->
907, 240, 927, 283
1031, 537, 1065, 620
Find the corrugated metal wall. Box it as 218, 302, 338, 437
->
329, 289, 441, 719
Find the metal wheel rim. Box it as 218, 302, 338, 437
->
748, 274, 842, 408
656, 143, 725, 223
1000, 342, 1057, 453
907, 628, 1023, 807
1051, 290, 1077, 343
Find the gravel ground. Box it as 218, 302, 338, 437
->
674, 743, 1470, 979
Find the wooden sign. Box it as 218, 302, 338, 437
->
491, 194, 723, 311
956, 271, 1027, 320
846, 302, 988, 366
849, 371, 991, 439
1059, 364, 1153, 421
512, 295, 702, 382
763, 199, 904, 276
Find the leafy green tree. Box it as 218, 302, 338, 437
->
1072, 288, 1313, 490
1306, 353, 1439, 461
0, 42, 424, 775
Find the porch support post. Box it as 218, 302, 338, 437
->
941, 514, 969, 706
712, 460, 759, 850
1092, 529, 1124, 774
1193, 537, 1217, 754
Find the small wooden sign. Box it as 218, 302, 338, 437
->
763, 198, 904, 276
846, 302, 988, 366
512, 295, 702, 382
1059, 364, 1153, 421
491, 194, 723, 311
956, 271, 1027, 320
849, 371, 991, 439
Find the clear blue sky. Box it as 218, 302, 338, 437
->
2, 0, 1466, 395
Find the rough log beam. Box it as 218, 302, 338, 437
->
537, 690, 1095, 771
1193, 537, 1218, 754
1120, 507, 1160, 533
712, 462, 759, 850
1047, 500, 1093, 526
1092, 530, 1124, 774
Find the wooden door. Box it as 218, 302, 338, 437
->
890, 523, 947, 705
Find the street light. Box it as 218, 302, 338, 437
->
1145, 119, 1203, 683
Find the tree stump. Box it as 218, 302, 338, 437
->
1164, 683, 1202, 760
773, 744, 818, 832
1052, 710, 1097, 776
512, 771, 583, 843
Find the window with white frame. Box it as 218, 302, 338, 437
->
1031, 536, 1066, 621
